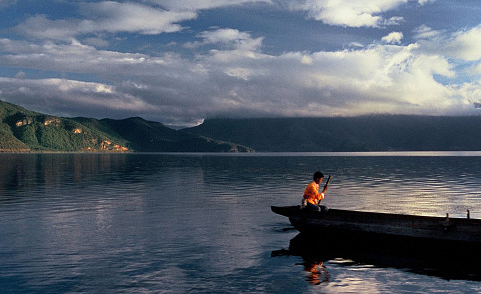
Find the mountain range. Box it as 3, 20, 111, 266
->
0, 100, 251, 152
2, 100, 481, 152
182, 116, 481, 152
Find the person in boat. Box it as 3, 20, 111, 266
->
302, 171, 329, 212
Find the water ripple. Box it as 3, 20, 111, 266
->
3, 153, 481, 293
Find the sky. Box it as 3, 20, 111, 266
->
2, 0, 481, 127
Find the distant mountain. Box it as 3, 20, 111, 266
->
5, 99, 481, 152
89, 117, 253, 152
0, 101, 252, 152
182, 116, 481, 152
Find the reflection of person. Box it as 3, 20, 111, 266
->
304, 261, 330, 285
302, 171, 329, 212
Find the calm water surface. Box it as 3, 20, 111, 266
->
2, 152, 481, 293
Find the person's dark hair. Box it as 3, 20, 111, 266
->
313, 171, 324, 181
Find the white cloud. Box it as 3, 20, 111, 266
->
83, 37, 110, 48
456, 81, 481, 108
413, 25, 442, 39
0, 77, 153, 118
199, 29, 252, 45
475, 63, 481, 75
262, 44, 460, 116
417, 0, 435, 4
14, 2, 197, 40
451, 26, 481, 61
3, 21, 481, 125
13, 1, 275, 41
80, 1, 196, 34
286, 0, 409, 27
187, 28, 264, 52
150, 0, 272, 10
414, 24, 481, 62
15, 71, 26, 79
382, 32, 403, 44
348, 42, 365, 48
14, 15, 81, 40
0, 38, 150, 74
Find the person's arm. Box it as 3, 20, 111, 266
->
318, 176, 331, 201
316, 185, 325, 201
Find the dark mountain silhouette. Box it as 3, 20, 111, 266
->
182, 116, 481, 151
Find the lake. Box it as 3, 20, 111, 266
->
2, 152, 481, 293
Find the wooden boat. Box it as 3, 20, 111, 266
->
271, 205, 481, 246
272, 206, 481, 279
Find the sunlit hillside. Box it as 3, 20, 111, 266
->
0, 101, 252, 152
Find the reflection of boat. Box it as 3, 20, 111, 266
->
271, 206, 481, 247
272, 233, 481, 281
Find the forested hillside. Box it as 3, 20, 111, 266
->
0, 101, 252, 152
0, 101, 129, 152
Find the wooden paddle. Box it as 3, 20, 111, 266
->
325, 175, 332, 188
317, 175, 331, 205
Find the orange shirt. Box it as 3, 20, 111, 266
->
303, 182, 324, 205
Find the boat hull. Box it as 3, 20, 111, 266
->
271, 206, 481, 245
272, 206, 481, 279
